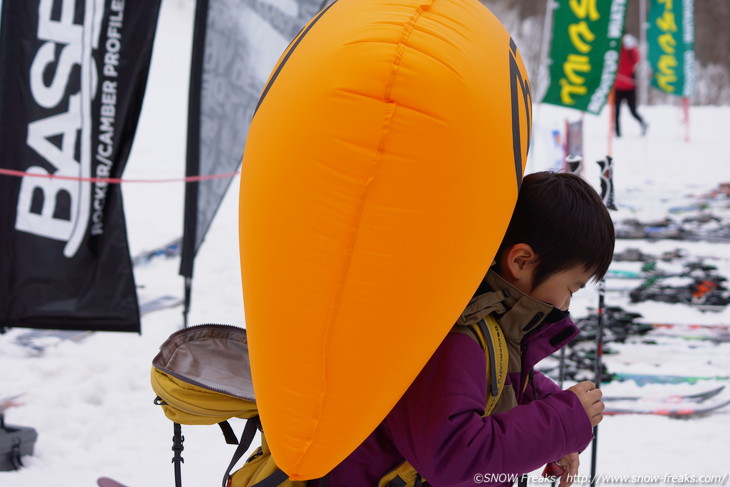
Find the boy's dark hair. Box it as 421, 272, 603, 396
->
495, 171, 615, 288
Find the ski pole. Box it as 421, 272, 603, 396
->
546, 154, 583, 487
591, 155, 616, 487
549, 346, 568, 487
589, 279, 606, 487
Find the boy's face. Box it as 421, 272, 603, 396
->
521, 264, 593, 311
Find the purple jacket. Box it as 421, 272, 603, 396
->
321, 272, 594, 486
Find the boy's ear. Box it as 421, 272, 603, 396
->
502, 243, 538, 281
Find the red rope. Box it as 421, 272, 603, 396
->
0, 167, 240, 184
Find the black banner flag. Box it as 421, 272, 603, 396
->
0, 1, 161, 332
180, 0, 324, 279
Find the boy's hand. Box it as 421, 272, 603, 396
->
542, 453, 579, 487
567, 381, 604, 427
558, 453, 579, 487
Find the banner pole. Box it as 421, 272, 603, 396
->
183, 277, 192, 329
607, 90, 615, 157
535, 0, 556, 102
683, 97, 691, 142
529, 0, 556, 175
639, 0, 649, 107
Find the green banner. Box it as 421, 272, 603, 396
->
648, 0, 695, 97
542, 0, 628, 114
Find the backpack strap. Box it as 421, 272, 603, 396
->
468, 315, 509, 417
222, 416, 307, 487
378, 316, 509, 487
222, 416, 262, 487
378, 460, 427, 487
219, 420, 240, 445
250, 468, 290, 487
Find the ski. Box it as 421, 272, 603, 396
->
132, 237, 182, 266
606, 269, 645, 279
138, 294, 184, 315
13, 329, 94, 353
612, 247, 690, 263
646, 323, 730, 331
628, 276, 730, 310
0, 393, 25, 413
604, 385, 725, 403
615, 217, 730, 242
98, 477, 129, 487
611, 372, 730, 385
643, 324, 730, 343
567, 306, 730, 343
641, 335, 730, 345
605, 398, 730, 417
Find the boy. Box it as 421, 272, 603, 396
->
323, 171, 615, 487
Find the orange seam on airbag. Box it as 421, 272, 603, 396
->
291, 2, 434, 474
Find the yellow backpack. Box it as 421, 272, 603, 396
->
150, 324, 300, 487
150, 319, 508, 487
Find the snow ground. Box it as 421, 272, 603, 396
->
2, 1, 730, 486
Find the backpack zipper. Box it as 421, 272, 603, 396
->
154, 323, 257, 403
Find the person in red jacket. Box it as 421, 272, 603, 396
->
614, 34, 647, 137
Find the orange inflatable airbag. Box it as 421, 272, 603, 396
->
239, 0, 531, 479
